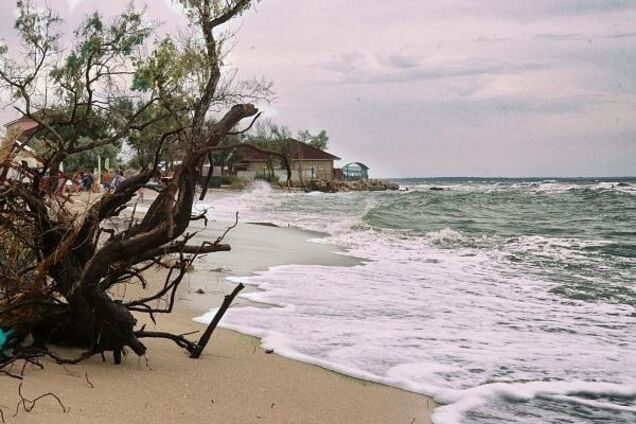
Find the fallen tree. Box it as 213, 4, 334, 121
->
0, 0, 287, 370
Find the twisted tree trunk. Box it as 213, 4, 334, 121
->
1, 104, 260, 365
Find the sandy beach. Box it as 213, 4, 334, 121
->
0, 312, 434, 423
0, 196, 436, 423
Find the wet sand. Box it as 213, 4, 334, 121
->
0, 195, 436, 423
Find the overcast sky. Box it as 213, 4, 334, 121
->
1, 0, 635, 177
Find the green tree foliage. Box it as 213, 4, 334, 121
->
245, 119, 291, 178
239, 122, 330, 181
212, 133, 243, 174
309, 129, 329, 150
61, 143, 120, 173
125, 104, 185, 169
297, 129, 329, 150
0, 2, 152, 172
0, 0, 270, 173
0, 0, 277, 368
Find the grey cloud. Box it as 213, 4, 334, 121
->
321, 53, 547, 85
547, 0, 636, 15
475, 36, 511, 43
321, 53, 365, 74
1, 0, 635, 177
451, 0, 636, 22
365, 95, 591, 117
541, 37, 636, 94
609, 32, 636, 39
304, 95, 635, 177
535, 33, 586, 42
379, 52, 420, 69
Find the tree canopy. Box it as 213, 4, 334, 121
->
0, 0, 290, 372
0, 0, 272, 172
297, 129, 329, 151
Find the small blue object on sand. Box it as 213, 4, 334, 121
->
0, 329, 10, 350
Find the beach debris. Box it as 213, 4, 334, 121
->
1, 0, 282, 378
0, 329, 10, 351
265, 349, 274, 354
209, 267, 227, 273
14, 382, 67, 418
85, 372, 94, 389
303, 178, 399, 193
195, 288, 206, 294
189, 284, 245, 359
247, 222, 280, 228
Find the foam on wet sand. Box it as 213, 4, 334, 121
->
0, 217, 436, 423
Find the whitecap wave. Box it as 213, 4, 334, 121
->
192, 180, 636, 424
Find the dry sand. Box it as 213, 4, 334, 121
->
1, 291, 435, 423
1, 312, 434, 424
1, 192, 437, 424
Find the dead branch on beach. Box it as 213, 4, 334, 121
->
0, 0, 284, 376
13, 382, 67, 417
0, 102, 254, 367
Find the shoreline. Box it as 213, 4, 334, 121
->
1, 198, 437, 423
178, 217, 439, 421
179, 219, 439, 405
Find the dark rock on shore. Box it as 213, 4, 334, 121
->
306, 179, 399, 193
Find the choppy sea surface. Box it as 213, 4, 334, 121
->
195, 178, 636, 424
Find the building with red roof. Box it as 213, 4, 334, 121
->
235, 138, 340, 182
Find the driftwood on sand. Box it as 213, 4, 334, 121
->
0, 104, 258, 368
0, 0, 291, 380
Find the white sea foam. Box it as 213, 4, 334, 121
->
432, 381, 636, 424
425, 227, 464, 244
193, 182, 636, 424
195, 231, 635, 422
402, 179, 636, 195
200, 180, 277, 222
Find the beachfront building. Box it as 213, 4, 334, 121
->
1, 117, 44, 180
235, 139, 340, 183
3, 116, 41, 140
342, 162, 370, 181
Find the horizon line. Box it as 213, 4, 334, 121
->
384, 176, 636, 180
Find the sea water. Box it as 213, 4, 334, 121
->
195, 178, 636, 424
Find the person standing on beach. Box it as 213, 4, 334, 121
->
113, 170, 125, 190
102, 169, 114, 192
90, 173, 100, 193
81, 172, 93, 191
70, 172, 81, 193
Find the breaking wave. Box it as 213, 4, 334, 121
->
195, 178, 636, 424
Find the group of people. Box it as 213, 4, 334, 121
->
42, 171, 94, 194
62, 169, 126, 194
100, 169, 126, 193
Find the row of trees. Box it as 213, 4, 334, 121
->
1, 0, 329, 176
18, 115, 329, 175
125, 118, 329, 174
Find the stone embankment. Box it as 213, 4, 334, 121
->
305, 178, 399, 192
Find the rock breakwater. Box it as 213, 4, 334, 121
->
305, 179, 399, 192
